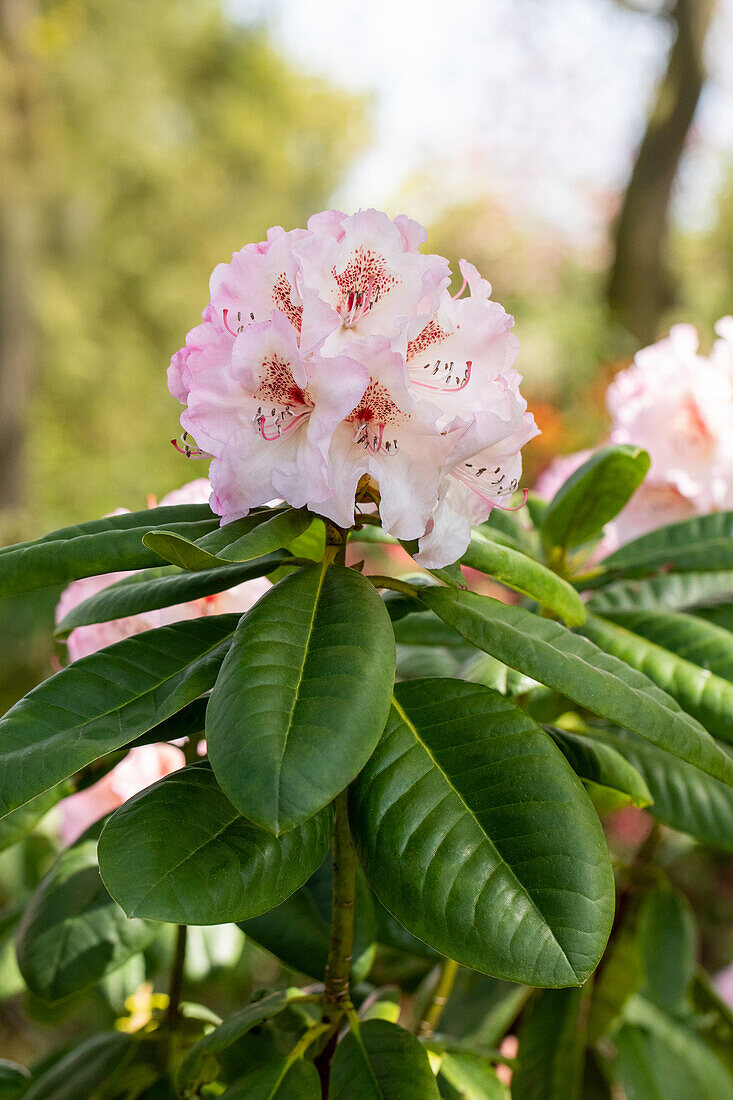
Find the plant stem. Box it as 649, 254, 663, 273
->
417, 958, 459, 1039
365, 575, 420, 598
167, 924, 187, 1022
323, 789, 356, 1007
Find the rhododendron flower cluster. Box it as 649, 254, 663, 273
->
536, 318, 733, 551
55, 479, 269, 844
169, 209, 538, 567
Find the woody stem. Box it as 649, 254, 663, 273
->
323, 789, 356, 1007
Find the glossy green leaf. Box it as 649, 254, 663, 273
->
350, 679, 614, 986
462, 531, 585, 626
696, 603, 733, 633
436, 1052, 509, 1099
329, 1019, 441, 1099
177, 988, 307, 1092
392, 611, 467, 648
98, 763, 332, 923
199, 507, 313, 562
480, 506, 541, 558
461, 653, 538, 698
0, 781, 73, 854
16, 831, 155, 1003
587, 571, 733, 614
207, 562, 395, 834
421, 587, 733, 787
601, 609, 733, 682
240, 855, 376, 982
141, 529, 223, 571
24, 1032, 135, 1100
512, 987, 587, 1100
546, 727, 652, 808
372, 897, 441, 961
0, 505, 218, 596
55, 558, 279, 635
600, 511, 733, 578
579, 613, 733, 743
638, 885, 696, 1013
586, 728, 733, 852
0, 1061, 31, 1100
540, 445, 650, 556
0, 615, 238, 818
616, 996, 733, 1099
222, 1056, 320, 1099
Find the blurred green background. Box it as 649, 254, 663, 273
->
1, 0, 733, 1068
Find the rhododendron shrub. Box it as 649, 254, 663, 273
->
1, 218, 733, 1098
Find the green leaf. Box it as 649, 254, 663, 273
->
512, 987, 587, 1100
599, 609, 733, 682
199, 507, 313, 562
0, 1061, 31, 1100
143, 509, 314, 572
329, 1019, 441, 1099
0, 782, 73, 854
599, 511, 733, 578
350, 679, 614, 986
616, 996, 733, 1099
141, 529, 223, 571
0, 506, 218, 596
177, 988, 308, 1093
392, 612, 467, 648
221, 1056, 321, 1099
587, 917, 645, 1043
240, 854, 377, 982
578, 614, 733, 743
436, 1051, 509, 1099
461, 532, 586, 627
546, 727, 652, 808
585, 728, 733, 852
24, 1033, 135, 1100
98, 763, 332, 923
55, 558, 279, 635
0, 615, 238, 818
588, 571, 733, 614
207, 562, 396, 834
480, 507, 541, 558
696, 603, 733, 633
421, 588, 733, 787
16, 831, 155, 1003
540, 445, 650, 557
638, 885, 696, 1013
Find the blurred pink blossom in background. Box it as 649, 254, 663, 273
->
535, 319, 733, 555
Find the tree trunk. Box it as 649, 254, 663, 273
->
608, 0, 716, 345
0, 0, 40, 517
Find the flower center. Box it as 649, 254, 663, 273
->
412, 358, 472, 391
251, 354, 312, 442
345, 379, 407, 455
334, 249, 397, 328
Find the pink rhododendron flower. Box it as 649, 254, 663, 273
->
55, 479, 270, 844
607, 323, 733, 513
535, 320, 733, 554
169, 209, 539, 567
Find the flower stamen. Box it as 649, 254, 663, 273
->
171, 433, 213, 460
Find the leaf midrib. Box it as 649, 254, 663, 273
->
390, 695, 578, 980
275, 561, 328, 831
429, 590, 732, 781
